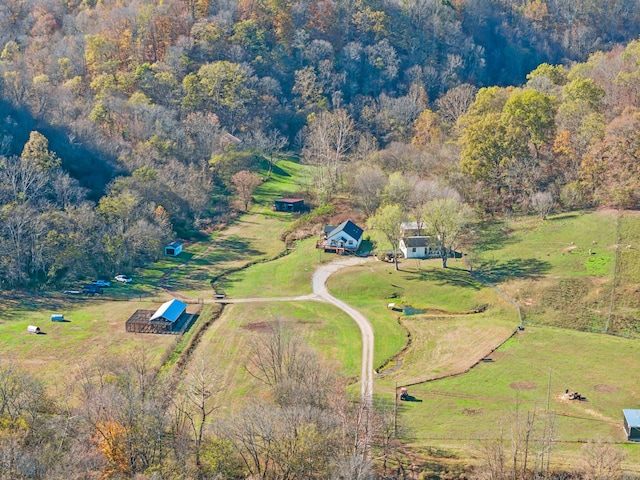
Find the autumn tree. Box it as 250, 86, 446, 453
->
20, 131, 60, 171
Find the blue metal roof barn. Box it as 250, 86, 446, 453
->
150, 299, 187, 323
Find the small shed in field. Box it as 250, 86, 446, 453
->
623, 409, 640, 441
27, 325, 41, 334
273, 198, 305, 212
51, 314, 64, 322
165, 241, 183, 256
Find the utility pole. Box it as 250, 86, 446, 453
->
394, 382, 398, 438
546, 368, 552, 412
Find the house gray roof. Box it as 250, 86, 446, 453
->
403, 236, 431, 248
624, 409, 640, 428
401, 221, 426, 230
150, 299, 187, 323
326, 220, 363, 241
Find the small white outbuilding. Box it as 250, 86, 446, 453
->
27, 325, 41, 334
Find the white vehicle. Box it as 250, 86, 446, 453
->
115, 275, 132, 283
91, 279, 111, 287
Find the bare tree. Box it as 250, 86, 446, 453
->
302, 109, 358, 199
530, 191, 554, 219
353, 165, 387, 216
436, 83, 478, 124
578, 440, 626, 480
248, 129, 288, 178
230, 170, 262, 211
173, 356, 224, 478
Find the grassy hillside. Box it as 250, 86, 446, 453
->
365, 209, 640, 473
471, 210, 640, 337
398, 326, 640, 472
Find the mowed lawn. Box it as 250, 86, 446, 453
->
0, 296, 177, 394
145, 159, 312, 298
397, 325, 640, 472
220, 238, 319, 298
326, 258, 512, 370
184, 301, 362, 415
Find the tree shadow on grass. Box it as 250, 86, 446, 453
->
472, 219, 517, 252
474, 258, 551, 284
215, 236, 264, 259
403, 267, 485, 290
269, 162, 291, 178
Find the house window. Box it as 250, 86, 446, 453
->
412, 248, 416, 252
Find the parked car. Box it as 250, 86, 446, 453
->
91, 280, 111, 287
82, 284, 102, 295
115, 275, 132, 283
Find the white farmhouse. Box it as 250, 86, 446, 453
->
399, 236, 436, 259
320, 220, 364, 253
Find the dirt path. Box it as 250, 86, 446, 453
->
212, 256, 374, 404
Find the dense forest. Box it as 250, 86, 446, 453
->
1, 0, 640, 286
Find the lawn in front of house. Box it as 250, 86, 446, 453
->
326, 258, 510, 369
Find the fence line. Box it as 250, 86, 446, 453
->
605, 210, 622, 334
396, 256, 524, 389
399, 327, 519, 388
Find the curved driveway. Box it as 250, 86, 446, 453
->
311, 257, 374, 404
215, 256, 374, 404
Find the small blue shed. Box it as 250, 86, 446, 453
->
623, 409, 640, 441
165, 241, 183, 256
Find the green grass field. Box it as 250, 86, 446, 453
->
142, 159, 314, 298
4, 157, 640, 476
184, 300, 362, 413
0, 296, 177, 393
326, 258, 512, 369
217, 238, 319, 298
470, 211, 640, 337
396, 325, 640, 472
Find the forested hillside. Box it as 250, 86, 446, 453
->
2, 0, 640, 287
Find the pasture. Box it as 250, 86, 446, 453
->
326, 258, 513, 369
0, 295, 178, 394
357, 210, 640, 472
183, 301, 363, 414
396, 326, 640, 472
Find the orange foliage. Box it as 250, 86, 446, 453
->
91, 421, 130, 479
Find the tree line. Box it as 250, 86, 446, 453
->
2, 0, 640, 286
0, 323, 403, 479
